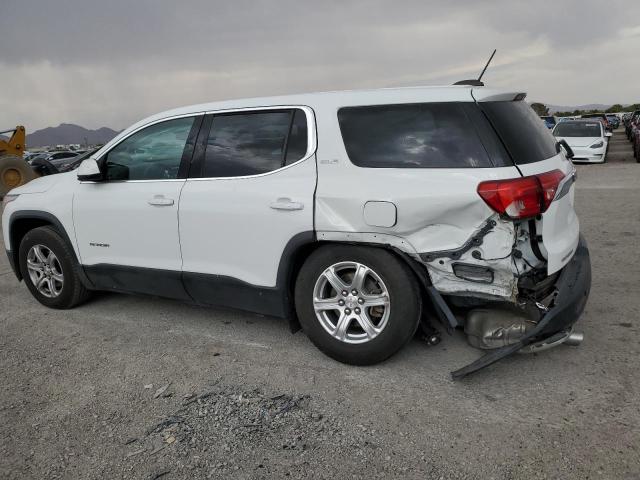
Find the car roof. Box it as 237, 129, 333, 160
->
95, 85, 525, 156
129, 85, 522, 128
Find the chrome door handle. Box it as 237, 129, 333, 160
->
148, 195, 174, 206
270, 198, 304, 211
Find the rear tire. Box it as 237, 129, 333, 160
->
294, 245, 421, 365
19, 226, 91, 309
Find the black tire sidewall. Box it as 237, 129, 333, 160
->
18, 226, 81, 309
295, 245, 421, 365
0, 155, 37, 197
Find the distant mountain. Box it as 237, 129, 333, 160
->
25, 123, 119, 148
546, 104, 613, 114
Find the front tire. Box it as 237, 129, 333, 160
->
19, 226, 91, 309
295, 245, 421, 365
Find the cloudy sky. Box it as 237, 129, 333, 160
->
2, 0, 639, 132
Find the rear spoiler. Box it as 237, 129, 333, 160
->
471, 89, 527, 102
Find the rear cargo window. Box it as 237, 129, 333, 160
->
337, 103, 494, 168
479, 101, 558, 165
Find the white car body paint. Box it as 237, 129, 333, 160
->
517, 155, 579, 274
179, 155, 317, 287
2, 85, 581, 305
73, 180, 186, 270
3, 172, 78, 256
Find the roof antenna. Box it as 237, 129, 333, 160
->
454, 49, 497, 87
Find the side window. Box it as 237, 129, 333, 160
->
104, 116, 194, 181
337, 103, 493, 168
202, 109, 309, 178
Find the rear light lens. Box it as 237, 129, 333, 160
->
537, 170, 565, 210
477, 169, 565, 219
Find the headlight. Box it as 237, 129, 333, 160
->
590, 141, 604, 149
1, 194, 19, 210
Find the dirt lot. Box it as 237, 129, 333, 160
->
1, 130, 639, 479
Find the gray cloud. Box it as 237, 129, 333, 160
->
1, 0, 639, 132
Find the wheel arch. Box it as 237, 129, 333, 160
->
281, 236, 433, 332
8, 210, 80, 282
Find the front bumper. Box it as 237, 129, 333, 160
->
570, 146, 606, 163
451, 234, 591, 379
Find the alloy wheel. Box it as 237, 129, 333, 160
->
313, 261, 391, 344
26, 244, 64, 298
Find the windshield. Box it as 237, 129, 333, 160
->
553, 122, 602, 137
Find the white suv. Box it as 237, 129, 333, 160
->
2, 86, 591, 377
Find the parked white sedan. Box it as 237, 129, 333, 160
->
552, 120, 611, 163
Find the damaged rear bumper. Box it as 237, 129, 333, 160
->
451, 233, 591, 380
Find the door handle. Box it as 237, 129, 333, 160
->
148, 195, 174, 206
269, 198, 304, 211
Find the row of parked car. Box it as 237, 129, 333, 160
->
24, 149, 97, 174
622, 111, 640, 161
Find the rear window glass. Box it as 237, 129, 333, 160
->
480, 101, 558, 165
337, 103, 494, 168
553, 122, 601, 137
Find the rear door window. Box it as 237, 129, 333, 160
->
479, 101, 559, 165
202, 109, 309, 178
337, 103, 494, 168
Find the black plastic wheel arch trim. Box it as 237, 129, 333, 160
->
389, 247, 457, 333
426, 286, 460, 331
7, 210, 94, 288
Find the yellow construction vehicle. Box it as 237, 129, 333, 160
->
0, 126, 38, 198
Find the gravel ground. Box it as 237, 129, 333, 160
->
1, 129, 639, 479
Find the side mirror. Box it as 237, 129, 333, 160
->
77, 158, 103, 181
605, 132, 613, 137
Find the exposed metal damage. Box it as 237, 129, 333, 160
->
412, 218, 591, 379
450, 234, 591, 379
419, 216, 541, 303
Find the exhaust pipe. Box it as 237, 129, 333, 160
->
518, 329, 584, 354
563, 331, 584, 346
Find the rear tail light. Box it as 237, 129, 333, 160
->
477, 169, 565, 219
